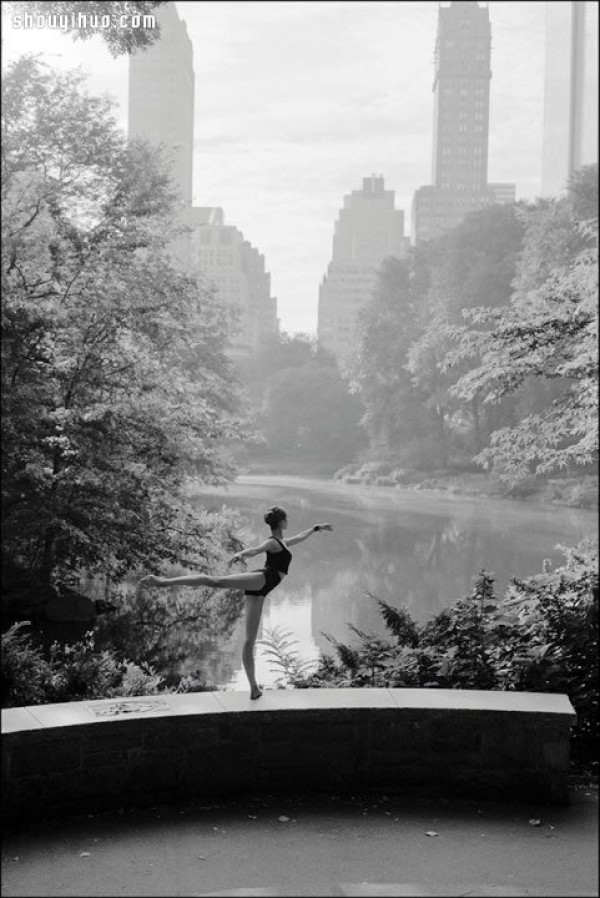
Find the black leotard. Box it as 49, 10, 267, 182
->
265, 537, 292, 574
245, 537, 292, 597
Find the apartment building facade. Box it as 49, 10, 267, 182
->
318, 175, 406, 363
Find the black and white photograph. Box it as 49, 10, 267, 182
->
1, 2, 598, 896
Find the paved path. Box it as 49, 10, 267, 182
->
2, 787, 598, 897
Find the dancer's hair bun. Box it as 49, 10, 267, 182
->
264, 506, 287, 528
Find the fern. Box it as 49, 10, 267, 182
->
346, 623, 371, 641
322, 633, 360, 671
258, 626, 318, 687
373, 594, 419, 646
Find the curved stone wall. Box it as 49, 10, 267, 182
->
1, 688, 577, 824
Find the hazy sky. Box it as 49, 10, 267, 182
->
2, 1, 547, 335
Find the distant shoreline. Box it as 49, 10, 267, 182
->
238, 460, 598, 510
333, 469, 599, 510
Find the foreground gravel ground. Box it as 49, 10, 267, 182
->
2, 785, 598, 897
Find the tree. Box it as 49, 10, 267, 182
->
405, 309, 459, 467
6, 1, 167, 56
350, 255, 430, 465
428, 203, 525, 321
511, 166, 598, 303
567, 163, 599, 223
447, 220, 598, 482
262, 361, 366, 466
231, 332, 358, 472
483, 167, 599, 474
407, 204, 526, 463
235, 331, 337, 400
1, 57, 245, 603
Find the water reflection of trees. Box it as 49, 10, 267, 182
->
310, 509, 501, 652
359, 515, 489, 608
92, 580, 244, 689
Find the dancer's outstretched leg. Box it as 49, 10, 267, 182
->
139, 572, 266, 591
243, 595, 265, 700
140, 570, 269, 700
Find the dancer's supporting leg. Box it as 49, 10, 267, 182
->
139, 570, 269, 700
243, 594, 265, 700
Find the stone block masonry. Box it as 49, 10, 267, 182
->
1, 688, 577, 825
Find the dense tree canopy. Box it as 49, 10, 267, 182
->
443, 166, 598, 482
234, 332, 365, 470
567, 164, 599, 223
448, 219, 598, 481
407, 204, 525, 460
350, 256, 431, 464
350, 170, 598, 484
1, 57, 245, 600
426, 203, 525, 321
235, 331, 336, 394
262, 360, 366, 464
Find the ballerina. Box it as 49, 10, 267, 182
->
139, 505, 333, 700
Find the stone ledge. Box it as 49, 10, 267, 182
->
1, 688, 578, 824
1, 687, 578, 733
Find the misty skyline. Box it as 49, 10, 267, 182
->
2, 1, 547, 335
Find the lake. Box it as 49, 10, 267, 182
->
189, 475, 597, 690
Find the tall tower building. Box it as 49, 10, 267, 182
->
189, 208, 278, 357
127, 2, 278, 353
412, 1, 515, 244
128, 1, 194, 264
318, 175, 406, 363
542, 1, 599, 197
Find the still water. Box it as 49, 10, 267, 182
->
191, 475, 597, 691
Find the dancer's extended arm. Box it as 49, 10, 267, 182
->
286, 523, 333, 547
229, 538, 277, 566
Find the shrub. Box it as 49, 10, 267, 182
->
270, 541, 598, 764
1, 622, 53, 708
1, 624, 169, 707
489, 543, 598, 760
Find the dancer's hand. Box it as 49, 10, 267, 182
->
139, 574, 165, 587
228, 552, 246, 567
317, 523, 334, 532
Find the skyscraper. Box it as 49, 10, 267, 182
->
412, 1, 515, 244
317, 175, 406, 363
188, 208, 278, 356
128, 2, 277, 353
128, 2, 194, 214
541, 1, 599, 197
